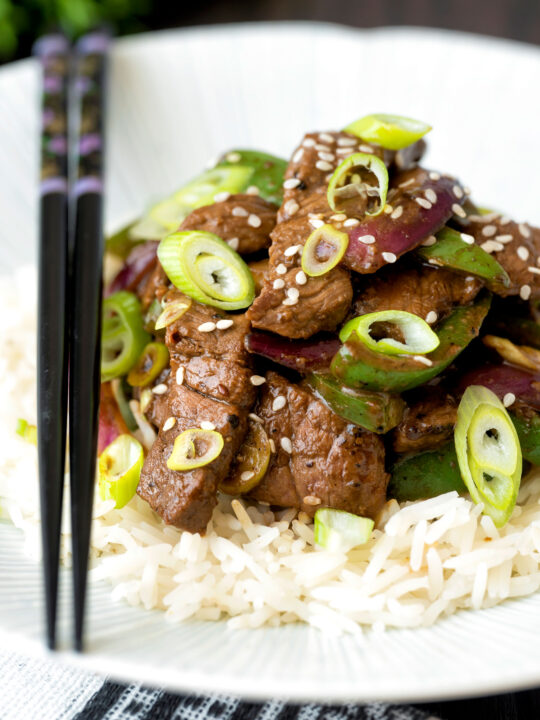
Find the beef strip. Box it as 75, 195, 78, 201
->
138, 384, 247, 532
249, 371, 388, 518
179, 193, 277, 255
456, 212, 540, 299
392, 391, 457, 454
353, 264, 482, 324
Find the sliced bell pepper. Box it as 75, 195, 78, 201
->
331, 293, 491, 392
388, 441, 466, 502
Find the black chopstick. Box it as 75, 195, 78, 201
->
34, 33, 71, 651
69, 30, 109, 652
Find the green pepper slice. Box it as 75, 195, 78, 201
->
101, 291, 151, 383
331, 293, 491, 392
305, 374, 405, 433
344, 113, 432, 151
327, 153, 388, 216
388, 441, 466, 502
509, 411, 540, 466
217, 149, 287, 206
416, 227, 510, 292
127, 342, 170, 387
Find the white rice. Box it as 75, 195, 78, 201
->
1, 266, 540, 633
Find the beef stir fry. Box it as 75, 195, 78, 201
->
99, 115, 540, 545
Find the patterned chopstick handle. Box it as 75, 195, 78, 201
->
74, 31, 110, 196
34, 34, 70, 195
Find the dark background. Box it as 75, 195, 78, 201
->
10, 0, 540, 718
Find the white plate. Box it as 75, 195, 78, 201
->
1, 22, 540, 704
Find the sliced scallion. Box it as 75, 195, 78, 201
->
98, 434, 144, 509
314, 508, 374, 552
301, 224, 349, 277
327, 153, 388, 216
339, 310, 440, 356
344, 113, 432, 150
167, 428, 224, 471
454, 385, 522, 527
16, 418, 37, 445
158, 231, 255, 310
101, 291, 151, 382
154, 296, 192, 330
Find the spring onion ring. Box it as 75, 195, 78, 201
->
339, 310, 440, 356
127, 342, 170, 387
154, 296, 192, 331
16, 418, 37, 445
327, 153, 388, 216
158, 231, 255, 310
101, 291, 151, 382
344, 113, 432, 150
301, 224, 349, 277
98, 434, 144, 509
454, 385, 522, 527
167, 428, 224, 471
314, 508, 374, 551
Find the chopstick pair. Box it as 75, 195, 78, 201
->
34, 30, 109, 651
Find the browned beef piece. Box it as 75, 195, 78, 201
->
247, 215, 353, 338
140, 261, 168, 310
353, 264, 482, 324
179, 193, 277, 255
248, 258, 269, 295
457, 212, 540, 299
138, 384, 247, 532
392, 391, 457, 454
249, 372, 388, 518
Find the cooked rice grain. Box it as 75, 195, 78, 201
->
1, 267, 540, 632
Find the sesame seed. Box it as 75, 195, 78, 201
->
282, 297, 298, 306
499, 215, 511, 225
336, 147, 354, 156
273, 278, 285, 289
284, 199, 299, 216
330, 213, 347, 221
359, 144, 374, 153
358, 234, 376, 244
216, 319, 234, 330
491, 241, 504, 252
240, 470, 255, 481
343, 218, 359, 227
453, 185, 464, 199
528, 266, 540, 275
315, 160, 333, 172
520, 284, 532, 301
461, 233, 475, 245
319, 132, 334, 143
249, 413, 263, 423
426, 311, 438, 324
280, 437, 293, 453
517, 246, 530, 261
452, 203, 467, 218
309, 218, 324, 229
383, 204, 394, 214
415, 197, 432, 210
481, 225, 497, 237
428, 259, 442, 266
152, 383, 168, 395
429, 171, 440, 181
198, 322, 216, 332
214, 191, 230, 202
176, 367, 185, 385
425, 188, 437, 204
422, 236, 437, 247
232, 206, 248, 217
283, 178, 301, 189
295, 270, 307, 285
480, 241, 496, 254
391, 206, 403, 220
250, 375, 266, 386
318, 151, 335, 162
495, 234, 513, 243
314, 143, 330, 152
248, 214, 262, 228
201, 421, 216, 431
382, 251, 397, 263
163, 417, 176, 431
464, 187, 472, 195
503, 393, 516, 408
246, 185, 259, 195
337, 137, 357, 146
519, 223, 531, 238
292, 148, 304, 162
399, 178, 416, 188
284, 244, 301, 257
413, 355, 433, 366
276, 263, 287, 275
303, 495, 322, 506
273, 395, 286, 411
303, 138, 316, 147
226, 152, 241, 163
287, 287, 300, 301
269, 439, 276, 453
227, 237, 239, 251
